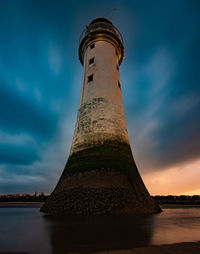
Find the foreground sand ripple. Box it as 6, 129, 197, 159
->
92, 241, 200, 254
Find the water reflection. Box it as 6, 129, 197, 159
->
45, 214, 155, 253
151, 206, 200, 245
0, 207, 50, 253
0, 205, 200, 254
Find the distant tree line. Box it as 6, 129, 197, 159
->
0, 194, 200, 204
153, 195, 200, 205
0, 193, 49, 202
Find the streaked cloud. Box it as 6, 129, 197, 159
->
48, 44, 63, 75
0, 130, 35, 146
143, 158, 200, 195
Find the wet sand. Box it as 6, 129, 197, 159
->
94, 241, 200, 254
0, 242, 199, 254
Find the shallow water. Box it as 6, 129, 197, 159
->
0, 204, 200, 254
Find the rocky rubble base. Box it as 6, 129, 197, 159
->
41, 187, 132, 215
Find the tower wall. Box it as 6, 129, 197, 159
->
70, 40, 129, 156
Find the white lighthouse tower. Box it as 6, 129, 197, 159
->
41, 18, 161, 215
71, 18, 128, 156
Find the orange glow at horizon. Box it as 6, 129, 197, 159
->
142, 158, 200, 196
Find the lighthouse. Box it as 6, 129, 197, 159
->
41, 18, 161, 215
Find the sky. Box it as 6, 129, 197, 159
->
0, 0, 200, 195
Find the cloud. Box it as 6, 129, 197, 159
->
0, 108, 76, 193
48, 44, 63, 75
0, 81, 57, 138
143, 158, 200, 195
125, 31, 200, 172
0, 143, 38, 165
125, 47, 175, 171
0, 130, 35, 146
0, 130, 39, 165
0, 164, 46, 193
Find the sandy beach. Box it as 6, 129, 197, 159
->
0, 242, 199, 254
94, 241, 200, 254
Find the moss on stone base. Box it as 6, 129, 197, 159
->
41, 141, 161, 215
41, 170, 161, 215
61, 141, 139, 177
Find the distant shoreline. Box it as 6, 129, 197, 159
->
0, 202, 43, 208
1, 202, 200, 209
1, 195, 200, 205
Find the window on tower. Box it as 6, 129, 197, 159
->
117, 64, 119, 70
88, 74, 93, 82
118, 81, 121, 89
89, 57, 94, 65
90, 43, 95, 49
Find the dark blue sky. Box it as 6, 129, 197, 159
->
0, 0, 200, 194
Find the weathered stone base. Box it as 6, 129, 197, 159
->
41, 187, 132, 215
41, 170, 161, 215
